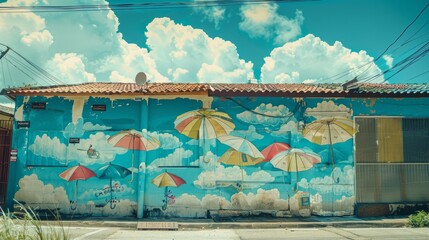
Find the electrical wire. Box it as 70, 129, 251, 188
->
317, 1, 429, 85
0, 0, 317, 13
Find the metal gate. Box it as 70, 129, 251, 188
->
0, 120, 12, 208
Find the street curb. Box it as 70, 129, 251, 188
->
58, 220, 407, 230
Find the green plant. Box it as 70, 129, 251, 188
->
0, 201, 70, 240
407, 210, 429, 228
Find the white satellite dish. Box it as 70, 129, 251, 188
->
135, 72, 147, 85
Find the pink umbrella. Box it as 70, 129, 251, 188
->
108, 130, 160, 182
59, 164, 96, 210
261, 143, 291, 162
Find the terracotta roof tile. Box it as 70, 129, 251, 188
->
3, 82, 428, 98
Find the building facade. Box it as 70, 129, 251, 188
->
4, 83, 429, 218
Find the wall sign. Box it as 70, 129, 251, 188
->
31, 102, 46, 110
16, 121, 30, 129
69, 138, 80, 144
92, 104, 106, 111
10, 149, 17, 162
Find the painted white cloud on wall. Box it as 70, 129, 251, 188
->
261, 34, 385, 84
310, 193, 355, 216
230, 125, 264, 141
146, 148, 193, 172
270, 121, 298, 138
146, 17, 254, 83
298, 165, 354, 196
305, 100, 352, 119
29, 132, 127, 165
142, 129, 182, 150
83, 122, 112, 131
63, 118, 85, 139
239, 4, 304, 45
14, 174, 70, 211
193, 165, 274, 189
236, 103, 295, 128
230, 188, 289, 211
190, 151, 219, 171
29, 134, 68, 160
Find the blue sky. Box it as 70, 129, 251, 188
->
0, 0, 428, 87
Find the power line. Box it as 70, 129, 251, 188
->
317, 1, 429, 85
0, 43, 66, 87
0, 0, 317, 13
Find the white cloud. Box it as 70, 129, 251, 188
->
193, 0, 225, 29
0, 0, 167, 84
146, 17, 254, 83
382, 54, 394, 69
142, 129, 182, 150
305, 100, 352, 119
311, 193, 354, 216
46, 53, 96, 83
14, 174, 70, 211
147, 148, 193, 172
230, 189, 289, 211
270, 121, 298, 138
193, 165, 274, 189
63, 118, 85, 139
29, 132, 127, 165
298, 165, 354, 196
261, 34, 385, 83
83, 122, 112, 131
29, 134, 68, 160
236, 103, 295, 128
190, 150, 219, 170
230, 125, 264, 141
239, 4, 304, 45
67, 132, 128, 165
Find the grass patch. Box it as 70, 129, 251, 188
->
0, 202, 70, 240
407, 210, 429, 228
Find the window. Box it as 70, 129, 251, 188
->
355, 117, 429, 203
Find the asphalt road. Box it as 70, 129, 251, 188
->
65, 227, 429, 240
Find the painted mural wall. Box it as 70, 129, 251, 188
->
7, 95, 429, 218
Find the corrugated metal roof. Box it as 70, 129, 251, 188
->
3, 82, 429, 98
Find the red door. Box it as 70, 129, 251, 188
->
0, 120, 12, 208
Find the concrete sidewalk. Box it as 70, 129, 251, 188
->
57, 216, 409, 230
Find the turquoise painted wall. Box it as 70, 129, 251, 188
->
6, 95, 429, 218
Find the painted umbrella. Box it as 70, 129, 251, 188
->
302, 117, 356, 168
218, 148, 264, 190
59, 164, 96, 210
174, 108, 235, 140
151, 171, 186, 210
261, 142, 291, 162
108, 130, 160, 182
96, 162, 132, 209
217, 135, 264, 159
270, 148, 321, 191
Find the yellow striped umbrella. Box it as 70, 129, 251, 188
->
302, 117, 356, 145
218, 148, 264, 190
270, 148, 321, 191
218, 148, 264, 167
174, 108, 235, 139
302, 117, 357, 175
